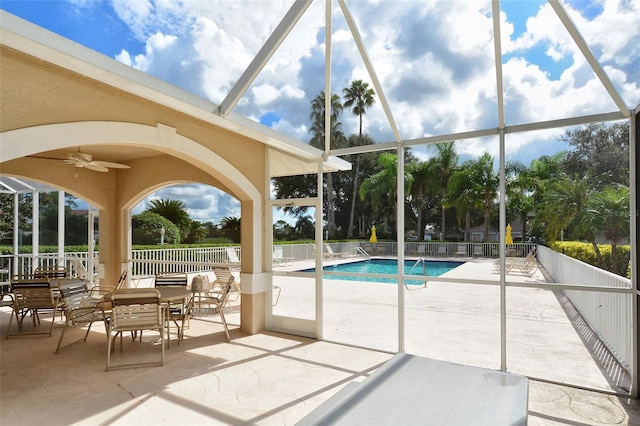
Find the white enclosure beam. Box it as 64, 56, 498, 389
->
218, 0, 313, 117
338, 0, 402, 142
492, 0, 505, 129
548, 0, 630, 117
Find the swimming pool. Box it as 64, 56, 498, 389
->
303, 259, 464, 284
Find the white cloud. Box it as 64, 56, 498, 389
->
32, 0, 637, 220
135, 184, 241, 225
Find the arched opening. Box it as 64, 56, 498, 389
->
1, 121, 266, 334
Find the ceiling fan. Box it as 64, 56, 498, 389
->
50, 152, 131, 173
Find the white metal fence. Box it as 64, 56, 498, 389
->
1, 242, 535, 283
537, 245, 633, 371
3, 243, 632, 372
1, 252, 94, 281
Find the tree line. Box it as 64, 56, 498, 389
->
272, 81, 631, 270
0, 80, 630, 274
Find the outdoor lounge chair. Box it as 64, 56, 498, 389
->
55, 278, 107, 353
6, 276, 58, 338
225, 247, 241, 266
324, 245, 338, 260
273, 246, 294, 267
493, 248, 538, 276
455, 244, 467, 256
473, 244, 484, 257
106, 288, 164, 370
436, 245, 447, 256
325, 245, 350, 259
413, 244, 426, 256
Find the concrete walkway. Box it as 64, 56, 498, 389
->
1, 257, 637, 425
2, 307, 640, 425
272, 257, 630, 393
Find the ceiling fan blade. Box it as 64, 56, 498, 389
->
52, 160, 76, 166
85, 163, 109, 172
92, 160, 131, 169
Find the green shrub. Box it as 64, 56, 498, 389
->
550, 241, 630, 277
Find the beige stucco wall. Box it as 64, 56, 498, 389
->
1, 45, 270, 334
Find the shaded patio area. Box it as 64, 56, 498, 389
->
1, 306, 640, 425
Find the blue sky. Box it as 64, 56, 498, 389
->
2, 0, 638, 224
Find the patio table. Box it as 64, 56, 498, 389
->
105, 288, 192, 347
297, 353, 528, 425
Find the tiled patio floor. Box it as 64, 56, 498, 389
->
2, 257, 639, 425
1, 311, 640, 425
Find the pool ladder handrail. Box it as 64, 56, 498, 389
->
354, 247, 370, 261
406, 258, 428, 289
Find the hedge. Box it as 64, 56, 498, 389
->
549, 241, 631, 278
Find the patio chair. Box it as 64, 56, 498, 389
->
273, 246, 294, 267
511, 249, 539, 276
212, 266, 242, 304
91, 269, 129, 299
196, 274, 233, 341
473, 244, 484, 257
5, 276, 58, 338
225, 247, 241, 266
436, 245, 448, 256
325, 245, 349, 259
493, 248, 538, 275
154, 273, 191, 344
55, 278, 107, 354
34, 266, 68, 279
412, 244, 426, 256
106, 288, 164, 370
455, 244, 467, 256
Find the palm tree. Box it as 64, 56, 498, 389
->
433, 142, 458, 240
309, 91, 343, 149
582, 184, 630, 272
409, 159, 437, 239
219, 216, 241, 243
537, 176, 590, 243
294, 215, 315, 239
147, 198, 191, 239
310, 91, 344, 239
505, 160, 535, 238
447, 162, 480, 241
186, 220, 207, 244
467, 154, 498, 241
359, 153, 414, 209
343, 80, 375, 238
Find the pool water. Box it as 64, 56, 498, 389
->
303, 259, 463, 284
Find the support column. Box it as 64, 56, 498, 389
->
32, 190, 39, 269
12, 192, 18, 276
57, 190, 65, 265
631, 106, 638, 399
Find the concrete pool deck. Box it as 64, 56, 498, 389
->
271, 256, 631, 393
1, 257, 639, 425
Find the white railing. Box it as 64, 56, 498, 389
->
129, 246, 237, 277
324, 241, 535, 258
1, 252, 94, 279
537, 245, 632, 370
4, 243, 631, 371
2, 242, 533, 282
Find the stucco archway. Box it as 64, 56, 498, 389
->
1, 121, 267, 333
